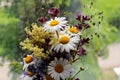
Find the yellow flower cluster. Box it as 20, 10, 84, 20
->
20, 23, 57, 58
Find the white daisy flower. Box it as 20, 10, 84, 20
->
67, 26, 82, 36
23, 55, 35, 71
43, 17, 68, 32
52, 34, 79, 53
47, 58, 74, 80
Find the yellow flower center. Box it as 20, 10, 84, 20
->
69, 27, 79, 34
45, 74, 55, 80
50, 20, 59, 26
54, 64, 64, 73
59, 36, 70, 44
25, 55, 33, 63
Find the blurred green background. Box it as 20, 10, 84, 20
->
0, 0, 120, 80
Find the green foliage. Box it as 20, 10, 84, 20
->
94, 0, 120, 41
9, 0, 21, 17
73, 0, 119, 80
95, 0, 120, 21
10, 61, 22, 73
82, 0, 119, 53
17, 0, 74, 27
52, 0, 71, 7
75, 51, 102, 80
0, 9, 20, 60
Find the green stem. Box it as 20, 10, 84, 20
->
72, 57, 80, 63
71, 69, 82, 79
56, 31, 59, 37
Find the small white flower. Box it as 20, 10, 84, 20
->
23, 55, 35, 71
43, 17, 68, 32
47, 58, 74, 80
52, 34, 79, 53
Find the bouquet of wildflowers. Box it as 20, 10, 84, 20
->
18, 7, 91, 80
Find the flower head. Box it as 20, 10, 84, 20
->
47, 58, 74, 80
43, 17, 67, 32
77, 47, 86, 55
68, 26, 82, 36
76, 12, 82, 21
48, 7, 60, 17
83, 15, 90, 21
52, 34, 79, 53
23, 55, 35, 71
75, 23, 82, 30
38, 17, 48, 24
25, 55, 33, 63
81, 38, 90, 45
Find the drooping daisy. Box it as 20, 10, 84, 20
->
47, 58, 74, 80
23, 55, 35, 71
52, 34, 79, 53
43, 17, 68, 32
67, 26, 82, 36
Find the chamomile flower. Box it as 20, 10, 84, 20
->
47, 58, 74, 80
52, 34, 79, 53
43, 17, 68, 32
23, 55, 35, 71
67, 26, 82, 36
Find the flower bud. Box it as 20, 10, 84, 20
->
77, 48, 86, 55
81, 38, 90, 45
76, 13, 82, 21
37, 17, 48, 24
48, 7, 60, 17
80, 67, 85, 71
84, 23, 90, 29
75, 23, 82, 30
83, 15, 90, 21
